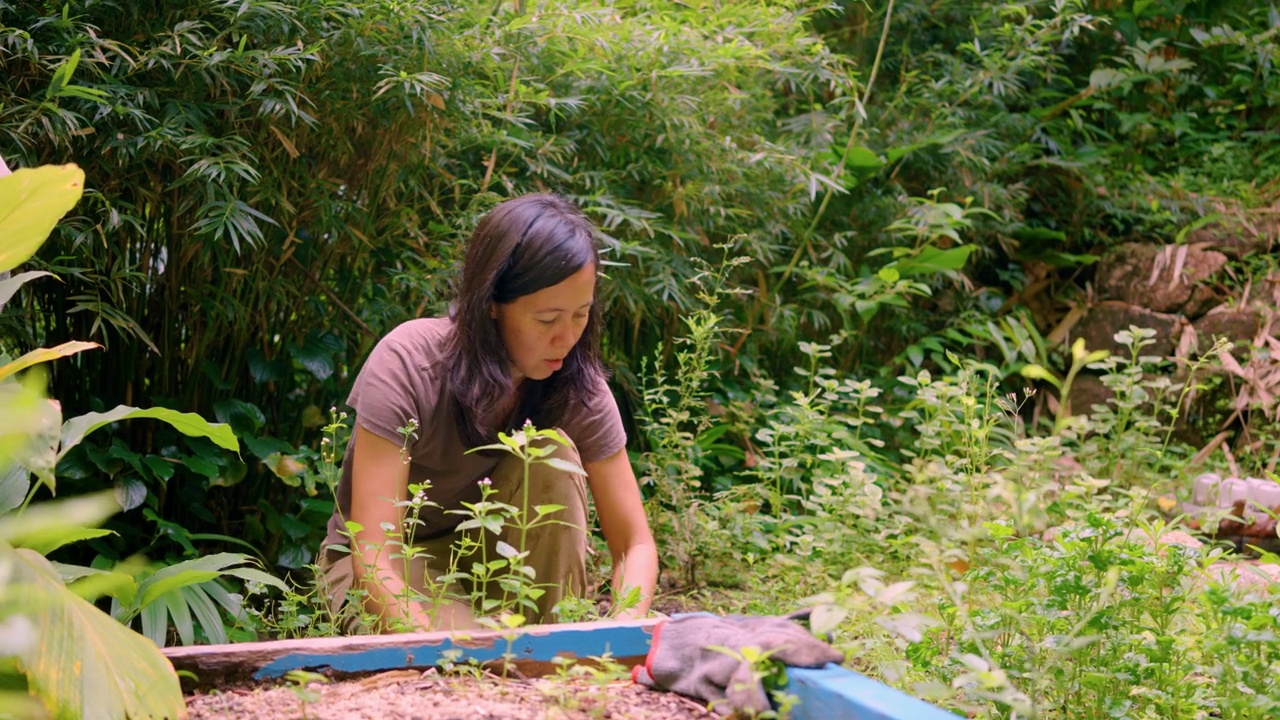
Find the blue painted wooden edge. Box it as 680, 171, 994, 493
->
226, 621, 953, 719
252, 621, 654, 680
785, 665, 958, 720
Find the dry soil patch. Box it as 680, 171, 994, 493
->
187, 668, 716, 720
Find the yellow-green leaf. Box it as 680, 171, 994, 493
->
0, 372, 46, 468
1019, 364, 1062, 389
0, 165, 85, 274
0, 342, 101, 382
1071, 337, 1087, 362
59, 405, 240, 461
1, 544, 185, 720
0, 492, 120, 548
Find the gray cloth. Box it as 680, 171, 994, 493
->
632, 613, 843, 716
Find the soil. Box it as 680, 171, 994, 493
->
186, 668, 717, 720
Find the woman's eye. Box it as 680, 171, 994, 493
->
537, 318, 556, 326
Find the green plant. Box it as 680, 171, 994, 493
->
284, 669, 329, 720
461, 422, 587, 621
109, 552, 287, 646
0, 494, 186, 720
540, 652, 630, 718
0, 162, 186, 718
1021, 337, 1111, 435
637, 250, 749, 586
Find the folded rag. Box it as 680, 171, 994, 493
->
632, 613, 843, 716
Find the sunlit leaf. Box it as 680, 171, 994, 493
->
59, 405, 239, 461
539, 457, 585, 475
1019, 364, 1062, 389
0, 545, 184, 719
0, 342, 101, 382
0, 165, 85, 274
895, 245, 977, 276
0, 492, 120, 549
0, 270, 53, 308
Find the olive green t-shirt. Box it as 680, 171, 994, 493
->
323, 318, 626, 554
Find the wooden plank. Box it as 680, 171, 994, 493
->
785, 665, 957, 720
164, 618, 659, 688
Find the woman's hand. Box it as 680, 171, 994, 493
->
348, 423, 435, 632
584, 448, 658, 619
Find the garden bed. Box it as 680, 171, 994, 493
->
187, 667, 715, 720
167, 619, 957, 720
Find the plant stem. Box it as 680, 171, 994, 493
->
778, 0, 898, 289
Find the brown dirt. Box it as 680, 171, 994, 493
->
186, 668, 717, 720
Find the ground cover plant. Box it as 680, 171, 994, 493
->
3, 0, 1280, 718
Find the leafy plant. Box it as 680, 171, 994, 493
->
1, 494, 186, 720
0, 162, 185, 718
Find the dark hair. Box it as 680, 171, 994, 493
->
447, 194, 606, 447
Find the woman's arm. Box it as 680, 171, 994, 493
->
348, 422, 435, 631
584, 449, 658, 618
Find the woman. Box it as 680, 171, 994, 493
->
318, 194, 657, 633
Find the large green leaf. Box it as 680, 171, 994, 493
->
0, 492, 120, 548
895, 245, 979, 276
59, 405, 240, 461
0, 545, 184, 720
0, 270, 53, 308
0, 165, 85, 274
0, 374, 46, 469
21, 395, 61, 498
0, 466, 30, 516
0, 342, 101, 383
134, 553, 286, 611
54, 562, 138, 604
126, 553, 287, 646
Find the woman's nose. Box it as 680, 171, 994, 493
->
552, 319, 578, 350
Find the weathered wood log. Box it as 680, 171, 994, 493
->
164, 618, 659, 690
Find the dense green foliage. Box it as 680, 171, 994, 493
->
2, 0, 1279, 716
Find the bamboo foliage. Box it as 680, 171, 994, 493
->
2, 0, 1276, 569
0, 0, 853, 425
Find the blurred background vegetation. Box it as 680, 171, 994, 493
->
2, 0, 1277, 630
2, 0, 1269, 571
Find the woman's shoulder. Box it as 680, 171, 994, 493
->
350, 317, 454, 421
375, 317, 454, 363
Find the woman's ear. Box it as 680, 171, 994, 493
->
489, 302, 498, 320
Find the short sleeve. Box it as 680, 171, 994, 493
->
346, 326, 434, 446
562, 372, 627, 463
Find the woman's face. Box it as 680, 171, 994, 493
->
492, 262, 596, 384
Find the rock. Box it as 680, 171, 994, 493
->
1094, 243, 1227, 313
1182, 284, 1220, 318
1139, 530, 1204, 553
1193, 305, 1267, 356
1204, 561, 1280, 595
1186, 224, 1276, 259
1075, 302, 1182, 357
1065, 372, 1113, 418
